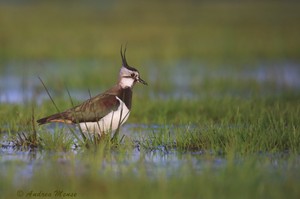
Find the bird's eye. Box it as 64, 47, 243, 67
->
131, 73, 135, 78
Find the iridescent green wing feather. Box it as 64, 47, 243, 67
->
66, 94, 120, 123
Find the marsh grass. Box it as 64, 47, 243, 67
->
39, 127, 74, 151
1, 85, 299, 199
2, 90, 299, 154
134, 95, 300, 154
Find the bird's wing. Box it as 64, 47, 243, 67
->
69, 94, 120, 123
37, 94, 120, 124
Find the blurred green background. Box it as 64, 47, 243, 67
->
1, 0, 299, 62
0, 0, 300, 100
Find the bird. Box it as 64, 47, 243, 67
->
37, 46, 147, 136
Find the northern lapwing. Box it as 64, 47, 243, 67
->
37, 46, 147, 135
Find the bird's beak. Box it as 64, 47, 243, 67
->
138, 77, 148, 85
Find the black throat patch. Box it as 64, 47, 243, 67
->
118, 87, 133, 109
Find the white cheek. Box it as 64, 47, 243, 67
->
120, 78, 135, 88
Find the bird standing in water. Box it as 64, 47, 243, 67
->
37, 46, 147, 136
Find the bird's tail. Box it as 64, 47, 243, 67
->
37, 112, 72, 125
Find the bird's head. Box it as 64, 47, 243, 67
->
119, 46, 148, 88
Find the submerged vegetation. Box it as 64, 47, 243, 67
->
1, 1, 300, 199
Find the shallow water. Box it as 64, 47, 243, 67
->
1, 61, 300, 103
0, 122, 297, 182
1, 61, 300, 185
0, 138, 225, 182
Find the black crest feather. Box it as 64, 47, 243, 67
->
120, 45, 138, 72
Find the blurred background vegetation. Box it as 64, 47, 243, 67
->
0, 3, 300, 198
0, 0, 299, 102
0, 0, 299, 63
